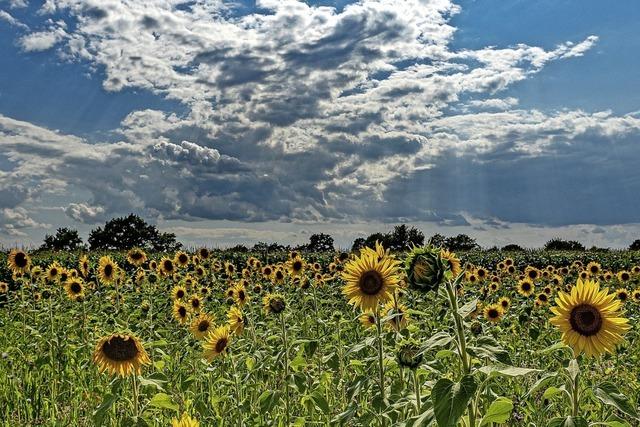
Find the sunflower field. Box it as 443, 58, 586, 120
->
2, 246, 640, 426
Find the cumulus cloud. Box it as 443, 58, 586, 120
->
64, 203, 106, 223
18, 28, 66, 51
0, 9, 28, 29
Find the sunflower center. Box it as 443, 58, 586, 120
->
293, 261, 302, 271
488, 309, 499, 319
569, 304, 602, 337
104, 264, 113, 277
71, 283, 82, 294
198, 321, 210, 332
359, 270, 384, 295
177, 290, 185, 298
522, 283, 531, 291
192, 299, 200, 308
102, 336, 139, 361
215, 338, 228, 353
178, 306, 187, 317
15, 252, 28, 268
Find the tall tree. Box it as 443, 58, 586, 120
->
40, 228, 84, 251
306, 233, 335, 252
88, 214, 181, 251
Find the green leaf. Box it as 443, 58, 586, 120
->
539, 342, 569, 354
258, 390, 282, 412
467, 336, 511, 364
594, 382, 639, 419
432, 375, 477, 427
149, 393, 179, 412
566, 359, 580, 382
548, 416, 588, 427
524, 372, 558, 398
457, 299, 478, 318
479, 397, 513, 426
404, 408, 435, 427
310, 390, 330, 414
478, 365, 540, 377
542, 386, 565, 400
92, 393, 117, 426
419, 332, 453, 355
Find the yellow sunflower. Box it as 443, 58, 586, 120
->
174, 251, 190, 268
173, 301, 190, 324
64, 278, 85, 300
93, 333, 150, 377
227, 305, 245, 334
79, 255, 90, 277
189, 295, 203, 313
359, 311, 377, 329
517, 279, 535, 297
98, 256, 118, 285
8, 249, 31, 274
159, 257, 175, 276
233, 283, 249, 306
172, 285, 187, 300
586, 261, 601, 276
550, 279, 630, 357
616, 288, 629, 303
498, 296, 510, 311
483, 304, 504, 323
46, 262, 62, 283
0, 282, 8, 293
127, 248, 147, 267
190, 313, 214, 339
342, 249, 401, 312
383, 301, 409, 332
203, 325, 231, 360
617, 271, 631, 283
440, 249, 461, 277
172, 413, 200, 427
536, 292, 550, 306
287, 256, 306, 277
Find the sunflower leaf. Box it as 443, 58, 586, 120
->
479, 397, 513, 426
432, 375, 477, 427
548, 416, 588, 427
594, 382, 639, 419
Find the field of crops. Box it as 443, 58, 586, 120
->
2, 246, 640, 426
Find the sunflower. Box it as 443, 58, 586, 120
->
616, 288, 629, 303
536, 292, 550, 306
172, 413, 200, 427
233, 283, 248, 306
586, 262, 601, 276
64, 278, 85, 300
225, 262, 236, 276
227, 306, 245, 334
0, 282, 8, 293
173, 301, 190, 324
8, 249, 31, 274
190, 313, 214, 339
440, 249, 461, 277
603, 271, 613, 281
342, 249, 401, 312
189, 295, 203, 313
174, 251, 190, 268
30, 266, 43, 280
483, 304, 504, 323
517, 279, 535, 297
171, 285, 187, 300
93, 333, 150, 377
79, 255, 90, 277
578, 270, 590, 281
525, 267, 539, 282
159, 257, 175, 276
498, 296, 510, 311
617, 271, 631, 283
253, 284, 263, 294
263, 293, 286, 315
550, 279, 630, 357
338, 252, 350, 263
127, 248, 147, 267
203, 325, 231, 360
262, 265, 273, 279
98, 256, 118, 285
632, 289, 640, 303
287, 256, 305, 277
149, 260, 158, 270
383, 301, 409, 332
359, 311, 377, 329
46, 263, 62, 283
506, 265, 516, 275
273, 269, 285, 284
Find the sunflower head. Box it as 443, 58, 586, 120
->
359, 311, 377, 329
172, 413, 200, 427
227, 305, 246, 334
8, 249, 31, 274
517, 279, 535, 297
203, 325, 231, 360
173, 302, 190, 324
343, 247, 401, 311
127, 248, 147, 266
64, 278, 85, 300
616, 288, 629, 303
93, 333, 150, 377
550, 279, 630, 357
287, 256, 305, 276
617, 271, 631, 283
0, 282, 8, 293
174, 251, 190, 267
483, 304, 503, 323
190, 313, 214, 339
404, 246, 446, 293
263, 293, 286, 315
98, 256, 118, 285
383, 301, 409, 332
396, 338, 423, 370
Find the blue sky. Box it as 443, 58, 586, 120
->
1, 0, 639, 249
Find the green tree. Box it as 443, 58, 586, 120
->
88, 214, 181, 251
40, 227, 84, 251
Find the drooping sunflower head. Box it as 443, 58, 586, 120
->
93, 333, 150, 377
202, 325, 231, 360
171, 413, 200, 427
343, 249, 401, 311
227, 305, 245, 334
8, 249, 31, 274
483, 304, 503, 323
64, 278, 85, 300
550, 279, 630, 357
98, 256, 118, 285
396, 338, 423, 370
263, 293, 286, 315
127, 248, 147, 267
404, 246, 446, 293
190, 313, 214, 339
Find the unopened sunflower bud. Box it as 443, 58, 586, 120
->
396, 338, 423, 369
404, 246, 446, 293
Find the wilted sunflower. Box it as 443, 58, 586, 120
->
517, 279, 535, 297
173, 301, 190, 324
227, 305, 245, 334
343, 249, 401, 312
93, 333, 150, 377
127, 248, 147, 267
483, 304, 503, 323
203, 325, 231, 360
64, 278, 85, 300
190, 313, 214, 339
359, 311, 377, 329
174, 251, 190, 268
172, 413, 200, 427
616, 288, 629, 303
8, 249, 31, 274
98, 256, 118, 285
263, 293, 286, 315
550, 279, 630, 357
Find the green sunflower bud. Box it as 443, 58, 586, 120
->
404, 246, 446, 293
396, 338, 423, 369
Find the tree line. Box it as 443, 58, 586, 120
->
35, 214, 640, 252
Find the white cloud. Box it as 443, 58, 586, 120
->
0, 9, 28, 29
18, 28, 66, 51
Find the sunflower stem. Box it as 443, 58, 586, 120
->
413, 370, 421, 414
375, 307, 386, 402
132, 374, 139, 419
279, 313, 291, 426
